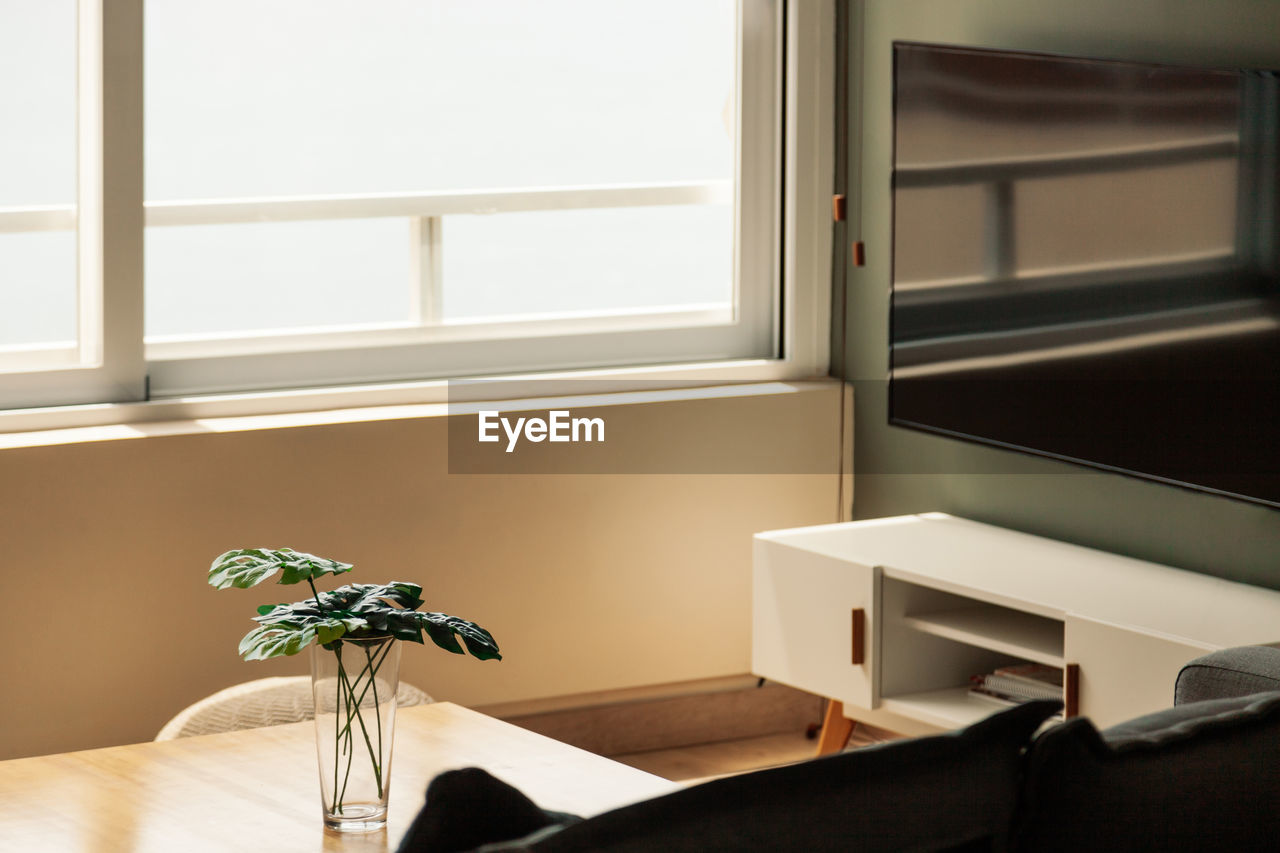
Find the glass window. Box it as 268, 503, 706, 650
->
144, 0, 741, 369
0, 0, 806, 413
0, 0, 77, 358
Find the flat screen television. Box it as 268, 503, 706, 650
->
889, 42, 1280, 508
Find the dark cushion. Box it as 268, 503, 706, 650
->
1175, 645, 1280, 705
396, 767, 580, 853
516, 699, 1061, 853
1011, 690, 1280, 852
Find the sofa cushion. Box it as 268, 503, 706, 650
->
1011, 690, 1280, 852
396, 767, 581, 853
515, 698, 1061, 853
1174, 645, 1280, 705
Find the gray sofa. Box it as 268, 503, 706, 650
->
1011, 646, 1280, 852
400, 646, 1280, 852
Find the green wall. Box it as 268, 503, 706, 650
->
843, 0, 1280, 588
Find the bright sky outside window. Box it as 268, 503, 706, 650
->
142, 0, 736, 342
0, 0, 77, 354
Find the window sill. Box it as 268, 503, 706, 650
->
0, 359, 833, 449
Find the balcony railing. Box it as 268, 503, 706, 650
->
0, 180, 734, 330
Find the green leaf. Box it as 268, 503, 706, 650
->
253, 600, 325, 626
314, 618, 350, 646
238, 622, 318, 661
238, 624, 274, 657
208, 548, 353, 590
223, 572, 500, 664
307, 582, 426, 616
209, 549, 280, 590
370, 609, 427, 643
415, 612, 502, 661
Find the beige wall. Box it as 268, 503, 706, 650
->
0, 382, 841, 759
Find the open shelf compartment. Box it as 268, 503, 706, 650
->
880, 687, 1006, 729
900, 603, 1064, 666
876, 576, 1067, 726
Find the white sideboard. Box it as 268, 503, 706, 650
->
752, 513, 1280, 734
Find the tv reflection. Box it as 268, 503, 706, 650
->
890, 42, 1280, 505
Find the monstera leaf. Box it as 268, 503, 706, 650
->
208, 548, 353, 590
238, 581, 502, 662
415, 612, 502, 660
238, 622, 320, 661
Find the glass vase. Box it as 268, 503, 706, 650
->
311, 635, 401, 831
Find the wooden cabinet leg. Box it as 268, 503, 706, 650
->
815, 700, 856, 756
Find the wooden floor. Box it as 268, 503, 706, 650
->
498, 682, 903, 785
608, 719, 900, 783
609, 729, 817, 783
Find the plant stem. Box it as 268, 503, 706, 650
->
365, 643, 385, 793
344, 648, 384, 797
336, 650, 358, 812
332, 645, 342, 812
336, 639, 395, 740
332, 640, 389, 813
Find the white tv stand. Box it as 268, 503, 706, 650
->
752, 513, 1280, 736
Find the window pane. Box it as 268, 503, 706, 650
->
145, 220, 414, 339
0, 0, 77, 351
441, 205, 733, 322
145, 0, 733, 198
144, 0, 737, 344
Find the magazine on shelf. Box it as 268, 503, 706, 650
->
968, 683, 1021, 708
968, 662, 1064, 710
992, 663, 1063, 690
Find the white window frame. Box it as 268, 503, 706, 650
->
0, 0, 832, 430
0, 0, 144, 410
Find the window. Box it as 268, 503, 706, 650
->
0, 0, 144, 410
0, 1, 76, 359
0, 0, 830, 418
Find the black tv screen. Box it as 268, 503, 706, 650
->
889, 42, 1280, 507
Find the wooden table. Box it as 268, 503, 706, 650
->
0, 702, 678, 852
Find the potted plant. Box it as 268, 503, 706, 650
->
209, 548, 501, 832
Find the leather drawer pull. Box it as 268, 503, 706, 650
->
1064, 662, 1080, 718
851, 608, 866, 665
